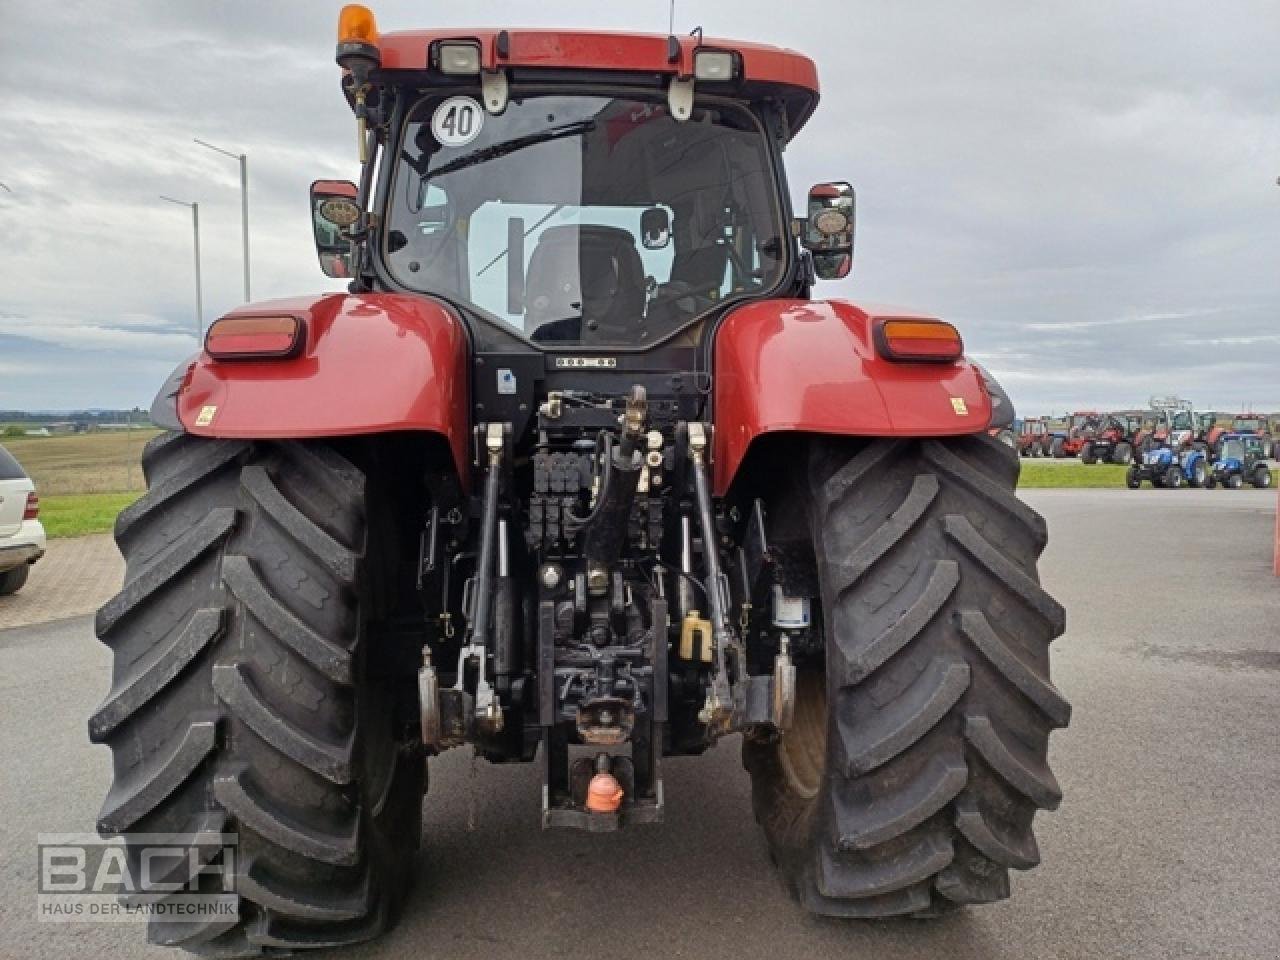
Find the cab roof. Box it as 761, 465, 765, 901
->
371, 28, 820, 136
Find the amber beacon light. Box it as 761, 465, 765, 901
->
337, 5, 379, 47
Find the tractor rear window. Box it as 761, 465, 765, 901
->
384, 92, 786, 348
0, 445, 27, 480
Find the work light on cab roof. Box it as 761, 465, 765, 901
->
92, 7, 1066, 955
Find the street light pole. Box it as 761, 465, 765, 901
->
194, 138, 251, 301
160, 195, 203, 341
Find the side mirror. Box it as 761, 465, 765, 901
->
799, 181, 855, 280
310, 179, 359, 279
640, 206, 671, 250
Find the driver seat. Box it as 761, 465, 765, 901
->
524, 225, 646, 343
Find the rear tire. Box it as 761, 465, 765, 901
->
1112, 443, 1133, 465
1253, 466, 1272, 489
0, 563, 30, 596
744, 435, 1068, 917
89, 432, 424, 956
1080, 442, 1095, 465
1190, 460, 1206, 488
1227, 473, 1243, 490
1125, 466, 1142, 489
1050, 437, 1065, 459
1165, 466, 1184, 489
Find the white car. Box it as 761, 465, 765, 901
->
0, 444, 45, 595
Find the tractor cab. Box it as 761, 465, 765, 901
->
1209, 433, 1272, 489
1219, 436, 1247, 465
1230, 413, 1274, 458
311, 21, 851, 362
1168, 409, 1195, 448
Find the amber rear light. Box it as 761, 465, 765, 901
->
205, 316, 304, 361
876, 319, 964, 362
23, 492, 39, 521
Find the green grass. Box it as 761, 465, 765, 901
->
1017, 461, 1279, 489
39, 493, 139, 539
1017, 462, 1131, 488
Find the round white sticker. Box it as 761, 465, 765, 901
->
431, 97, 484, 147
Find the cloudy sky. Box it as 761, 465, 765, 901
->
1, 0, 1277, 415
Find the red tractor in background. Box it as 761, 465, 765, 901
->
1194, 411, 1230, 455
1080, 410, 1142, 464
1134, 397, 1195, 454
1016, 417, 1050, 456
1047, 411, 1100, 458
88, 8, 1068, 955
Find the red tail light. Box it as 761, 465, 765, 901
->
876, 319, 964, 362
205, 315, 304, 360
23, 492, 39, 521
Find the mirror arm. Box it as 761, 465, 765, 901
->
347, 136, 381, 293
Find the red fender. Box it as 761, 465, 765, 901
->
712, 299, 993, 495
177, 293, 470, 482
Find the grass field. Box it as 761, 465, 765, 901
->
39, 492, 139, 538
3, 431, 155, 539
1018, 462, 1130, 487
4, 430, 158, 494
2, 432, 1275, 539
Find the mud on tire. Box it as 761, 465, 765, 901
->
744, 434, 1068, 917
89, 432, 424, 956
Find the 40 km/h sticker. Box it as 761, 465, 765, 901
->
431, 97, 484, 147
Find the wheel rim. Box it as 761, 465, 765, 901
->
779, 670, 827, 800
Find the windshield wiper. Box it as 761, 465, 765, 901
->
424, 119, 596, 181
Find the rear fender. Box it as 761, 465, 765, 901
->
161, 293, 470, 482
711, 299, 995, 495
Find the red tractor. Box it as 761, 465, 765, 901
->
1080, 410, 1142, 464
90, 9, 1068, 953
1046, 411, 1100, 458
1016, 416, 1050, 456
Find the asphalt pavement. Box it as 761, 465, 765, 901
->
1, 489, 1277, 960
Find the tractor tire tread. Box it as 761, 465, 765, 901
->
746, 434, 1067, 918
91, 431, 421, 956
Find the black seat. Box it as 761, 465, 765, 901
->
524, 225, 646, 343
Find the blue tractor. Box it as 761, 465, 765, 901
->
1205, 433, 1273, 489
1126, 439, 1209, 489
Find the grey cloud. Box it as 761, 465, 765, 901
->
0, 0, 1277, 412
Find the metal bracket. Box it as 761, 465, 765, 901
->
668, 76, 694, 122
481, 69, 509, 115
687, 420, 707, 460
418, 647, 442, 752
772, 637, 796, 731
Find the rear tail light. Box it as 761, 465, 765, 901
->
876, 319, 964, 362
23, 492, 38, 521
205, 315, 304, 361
